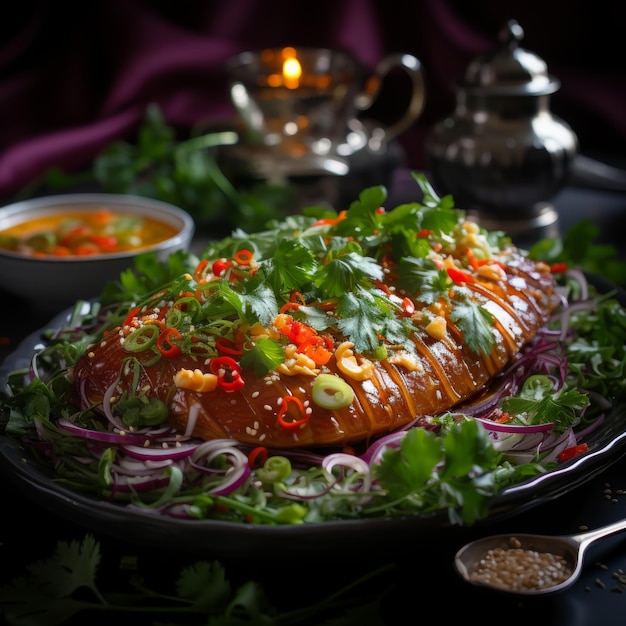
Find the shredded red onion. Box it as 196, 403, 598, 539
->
121, 441, 199, 461
58, 418, 154, 445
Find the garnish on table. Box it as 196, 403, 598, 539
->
2, 174, 625, 528
0, 534, 393, 625
529, 218, 626, 288
13, 103, 297, 233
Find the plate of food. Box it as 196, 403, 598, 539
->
1, 173, 625, 559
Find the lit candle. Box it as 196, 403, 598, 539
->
282, 56, 302, 89
265, 48, 305, 89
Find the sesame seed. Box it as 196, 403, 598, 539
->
469, 537, 573, 591
252, 391, 260, 398
264, 404, 273, 411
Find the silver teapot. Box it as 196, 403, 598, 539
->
425, 19, 578, 241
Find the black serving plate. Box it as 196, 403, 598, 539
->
1, 293, 626, 560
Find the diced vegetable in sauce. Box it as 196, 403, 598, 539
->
0, 208, 178, 257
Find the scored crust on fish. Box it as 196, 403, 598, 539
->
72, 181, 560, 449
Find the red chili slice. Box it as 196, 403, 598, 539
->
558, 443, 589, 461
447, 267, 475, 284
156, 327, 182, 358
277, 395, 309, 430
401, 296, 415, 317
212, 258, 232, 277
247, 446, 268, 469
209, 356, 245, 392
122, 306, 141, 328
216, 336, 243, 356
234, 249, 253, 266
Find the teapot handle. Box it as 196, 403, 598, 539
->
354, 53, 426, 142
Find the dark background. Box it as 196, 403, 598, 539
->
1, 0, 624, 203
1, 5, 626, 623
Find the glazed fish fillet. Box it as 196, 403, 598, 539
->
72, 190, 559, 449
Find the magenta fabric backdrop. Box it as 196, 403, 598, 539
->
1, 0, 624, 202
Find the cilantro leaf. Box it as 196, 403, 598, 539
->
0, 535, 102, 625
176, 561, 232, 610
335, 288, 399, 354
240, 337, 285, 375
238, 280, 278, 328
314, 250, 383, 297
331, 185, 388, 240
263, 239, 318, 294
374, 427, 443, 500
28, 535, 101, 599
439, 417, 500, 480
502, 387, 590, 432
396, 257, 450, 305
449, 298, 495, 354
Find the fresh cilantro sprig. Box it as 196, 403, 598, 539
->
0, 534, 394, 625
16, 104, 297, 233
561, 296, 626, 400
373, 418, 524, 525
529, 218, 626, 287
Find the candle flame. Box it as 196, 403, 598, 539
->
282, 57, 302, 88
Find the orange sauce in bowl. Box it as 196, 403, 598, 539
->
0, 208, 180, 257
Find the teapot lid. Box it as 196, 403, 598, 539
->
457, 19, 560, 96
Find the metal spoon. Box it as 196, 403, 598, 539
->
454, 518, 626, 595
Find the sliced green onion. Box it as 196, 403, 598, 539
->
312, 373, 355, 409
123, 325, 160, 352
256, 456, 291, 484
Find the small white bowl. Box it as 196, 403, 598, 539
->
0, 193, 195, 309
